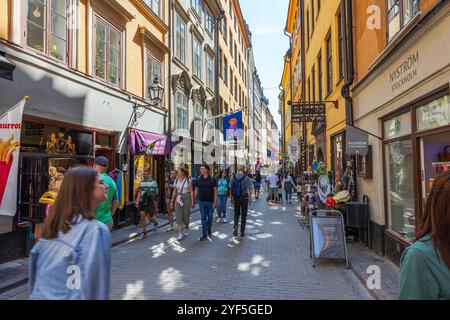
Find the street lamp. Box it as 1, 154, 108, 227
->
148, 76, 164, 105
132, 76, 165, 127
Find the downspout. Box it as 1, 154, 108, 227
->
215, 8, 225, 171
340, 0, 358, 201
167, 0, 173, 171
300, 0, 307, 172
341, 0, 354, 125
279, 84, 285, 159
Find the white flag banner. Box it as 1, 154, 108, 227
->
0, 97, 27, 216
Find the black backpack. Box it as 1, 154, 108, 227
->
231, 174, 247, 198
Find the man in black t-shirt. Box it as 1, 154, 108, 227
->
193, 164, 218, 241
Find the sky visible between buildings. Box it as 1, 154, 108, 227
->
240, 0, 290, 129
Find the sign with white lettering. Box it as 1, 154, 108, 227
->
346, 125, 369, 156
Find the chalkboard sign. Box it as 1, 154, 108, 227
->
309, 210, 349, 268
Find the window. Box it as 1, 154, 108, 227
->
206, 54, 214, 90
175, 15, 186, 64
224, 57, 228, 84
230, 69, 233, 93
312, 65, 316, 103
205, 6, 213, 34
144, 0, 161, 17
94, 16, 121, 86
218, 50, 223, 78
387, 0, 419, 41
176, 91, 189, 133
146, 52, 163, 100
234, 78, 237, 99
193, 0, 202, 19
26, 0, 69, 62
385, 139, 415, 242
326, 31, 333, 94
193, 37, 202, 78
337, 10, 344, 80
194, 100, 204, 139
307, 76, 311, 102
234, 43, 237, 64
306, 9, 310, 47
318, 0, 321, 14
311, 0, 315, 32
318, 50, 323, 101
229, 33, 233, 56
223, 17, 228, 41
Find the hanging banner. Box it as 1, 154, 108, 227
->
0, 97, 27, 216
223, 111, 244, 142
346, 125, 369, 156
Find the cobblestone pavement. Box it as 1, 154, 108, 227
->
0, 194, 373, 300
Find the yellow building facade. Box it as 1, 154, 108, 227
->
284, 0, 348, 181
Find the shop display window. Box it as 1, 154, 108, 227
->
384, 111, 411, 140
417, 94, 450, 132
385, 139, 415, 242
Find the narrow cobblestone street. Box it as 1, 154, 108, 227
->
1, 194, 372, 300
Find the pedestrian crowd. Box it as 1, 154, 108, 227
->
27, 155, 450, 300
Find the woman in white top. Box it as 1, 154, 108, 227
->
170, 167, 195, 241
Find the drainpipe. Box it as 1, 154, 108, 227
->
340, 0, 358, 201
341, 0, 354, 125
215, 8, 225, 172
279, 84, 285, 161
167, 0, 173, 171
300, 0, 307, 172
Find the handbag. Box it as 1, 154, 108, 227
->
175, 178, 188, 207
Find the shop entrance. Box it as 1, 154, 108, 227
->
419, 131, 450, 209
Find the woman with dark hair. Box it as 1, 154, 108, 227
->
29, 167, 111, 300
216, 170, 229, 224
170, 167, 195, 241
399, 170, 450, 300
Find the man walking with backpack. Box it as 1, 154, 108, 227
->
230, 166, 253, 239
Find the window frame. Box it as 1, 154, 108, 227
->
325, 31, 333, 95
176, 90, 189, 133
144, 0, 162, 18
337, 8, 344, 81
193, 36, 202, 79
205, 5, 214, 35
24, 0, 72, 64
175, 13, 187, 65
92, 14, 123, 87
386, 0, 420, 42
145, 50, 164, 101
206, 53, 214, 90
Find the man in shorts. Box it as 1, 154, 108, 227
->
135, 171, 159, 239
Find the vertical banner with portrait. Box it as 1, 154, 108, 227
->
0, 97, 27, 216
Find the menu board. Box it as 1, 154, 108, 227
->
311, 214, 346, 260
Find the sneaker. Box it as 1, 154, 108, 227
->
216, 218, 221, 223
223, 218, 227, 223
233, 228, 238, 237
184, 230, 190, 236
153, 223, 158, 232
177, 233, 183, 241
166, 226, 174, 232
140, 233, 147, 240
240, 234, 245, 238
199, 236, 208, 241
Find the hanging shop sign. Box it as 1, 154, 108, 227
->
128, 129, 171, 156
0, 97, 27, 216
287, 137, 300, 164
291, 102, 326, 123
346, 125, 369, 156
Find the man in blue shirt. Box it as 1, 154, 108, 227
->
229, 166, 253, 239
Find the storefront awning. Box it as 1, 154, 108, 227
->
0, 51, 16, 81
128, 129, 171, 156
